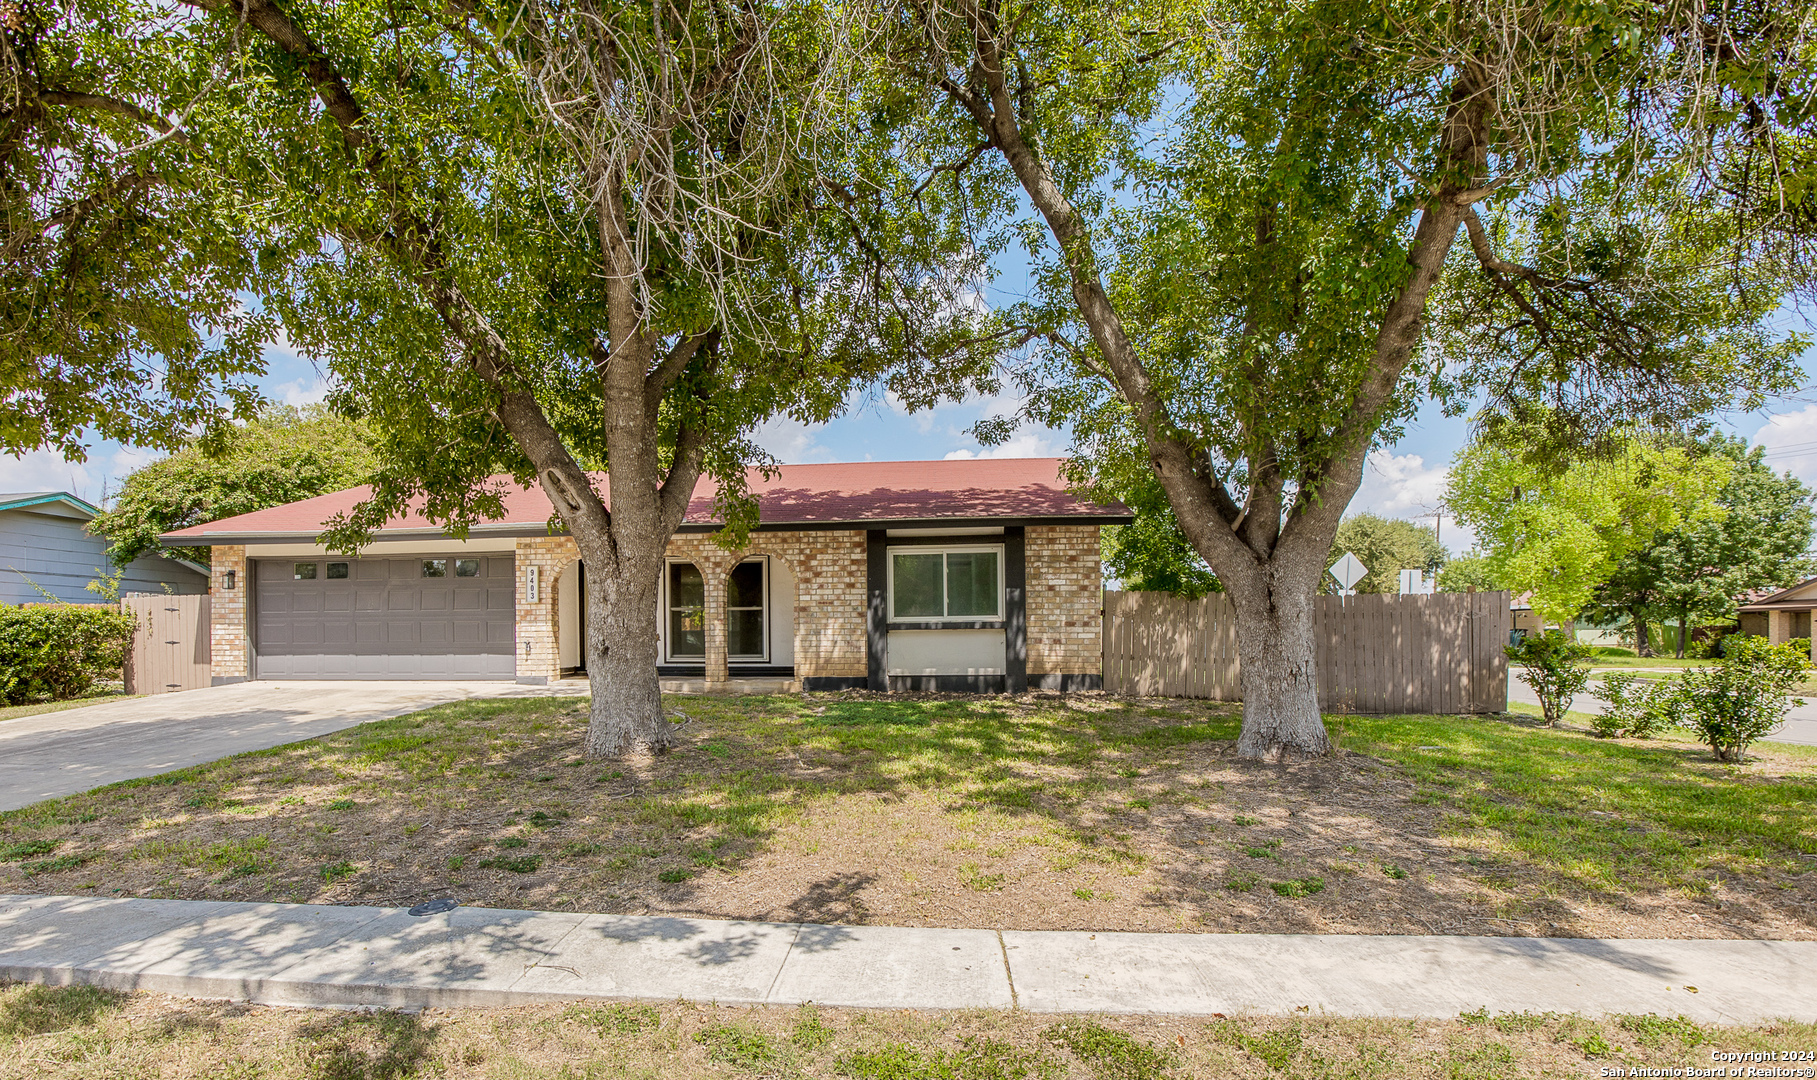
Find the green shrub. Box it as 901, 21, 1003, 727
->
0, 603, 135, 705
1663, 635, 1809, 762
1506, 631, 1592, 727
1589, 673, 1673, 739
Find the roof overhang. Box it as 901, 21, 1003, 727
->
162, 513, 1133, 547
0, 492, 100, 519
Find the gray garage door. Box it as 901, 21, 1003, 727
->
254, 556, 516, 679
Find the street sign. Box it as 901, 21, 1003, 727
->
1329, 552, 1368, 593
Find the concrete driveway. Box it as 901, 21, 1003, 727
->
0, 681, 583, 812
1507, 680, 1817, 746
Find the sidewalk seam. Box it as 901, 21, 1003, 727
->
996, 930, 1018, 1010
764, 923, 803, 1003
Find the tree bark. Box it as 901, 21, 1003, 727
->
1633, 610, 1653, 656
1677, 611, 1689, 659
582, 552, 672, 756
1223, 559, 1328, 759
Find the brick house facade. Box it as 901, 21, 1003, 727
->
172, 460, 1127, 691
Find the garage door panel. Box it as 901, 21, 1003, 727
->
255, 556, 516, 680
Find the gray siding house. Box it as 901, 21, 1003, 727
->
0, 492, 207, 604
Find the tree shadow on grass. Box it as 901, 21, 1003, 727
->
0, 981, 127, 1037
293, 1009, 439, 1080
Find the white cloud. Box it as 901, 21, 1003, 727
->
943, 430, 1066, 460
1750, 405, 1817, 487
750, 413, 835, 464
1349, 449, 1476, 552
0, 444, 161, 505
272, 375, 331, 408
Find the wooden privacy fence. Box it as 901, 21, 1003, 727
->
1103, 590, 1511, 714
123, 593, 211, 695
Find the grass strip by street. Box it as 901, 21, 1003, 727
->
1, 693, 1812, 939
0, 981, 1809, 1080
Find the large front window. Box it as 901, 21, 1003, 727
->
888, 547, 1003, 621
664, 558, 769, 662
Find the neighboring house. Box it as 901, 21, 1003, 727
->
1738, 578, 1817, 658
160, 459, 1132, 690
0, 491, 207, 604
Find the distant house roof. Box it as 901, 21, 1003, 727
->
160, 458, 1133, 544
1738, 577, 1817, 612
0, 492, 101, 519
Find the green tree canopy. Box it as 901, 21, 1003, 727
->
1446, 433, 1732, 627
136, 0, 996, 755
1436, 551, 1498, 594
0, 0, 270, 458
896, 0, 1814, 757
88, 406, 379, 569
1325, 514, 1447, 595
1587, 438, 1816, 655
1102, 474, 1221, 598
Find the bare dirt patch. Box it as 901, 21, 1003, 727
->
1, 693, 1812, 939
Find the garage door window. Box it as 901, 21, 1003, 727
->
422, 559, 447, 577
455, 558, 480, 577
326, 562, 349, 579
293, 563, 317, 580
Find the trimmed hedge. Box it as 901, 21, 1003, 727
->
0, 604, 136, 705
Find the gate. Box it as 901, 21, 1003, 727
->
123, 593, 211, 695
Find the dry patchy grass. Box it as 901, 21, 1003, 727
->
0, 982, 1810, 1080
0, 693, 1812, 939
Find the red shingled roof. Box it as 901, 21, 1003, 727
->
160, 458, 1130, 542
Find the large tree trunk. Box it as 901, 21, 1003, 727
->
582, 553, 673, 756
1633, 609, 1653, 656
1223, 564, 1328, 759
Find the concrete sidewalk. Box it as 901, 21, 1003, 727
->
1, 895, 1811, 1022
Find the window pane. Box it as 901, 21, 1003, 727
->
945, 552, 999, 617
669, 563, 704, 608
422, 559, 447, 578
892, 552, 944, 618
325, 562, 349, 580
293, 563, 317, 581
454, 559, 480, 578
727, 609, 765, 658
669, 610, 705, 657
727, 561, 764, 607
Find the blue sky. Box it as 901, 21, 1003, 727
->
7, 270, 1816, 557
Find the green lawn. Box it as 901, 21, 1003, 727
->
0, 982, 1808, 1080
0, 688, 130, 724
2, 692, 1812, 938
1344, 709, 1816, 897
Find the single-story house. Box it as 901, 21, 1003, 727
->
159, 458, 1131, 692
0, 491, 207, 604
1738, 578, 1817, 658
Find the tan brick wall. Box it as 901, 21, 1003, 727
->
514, 536, 579, 682
209, 545, 249, 682
664, 530, 867, 682
510, 530, 867, 684
1025, 525, 1103, 676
